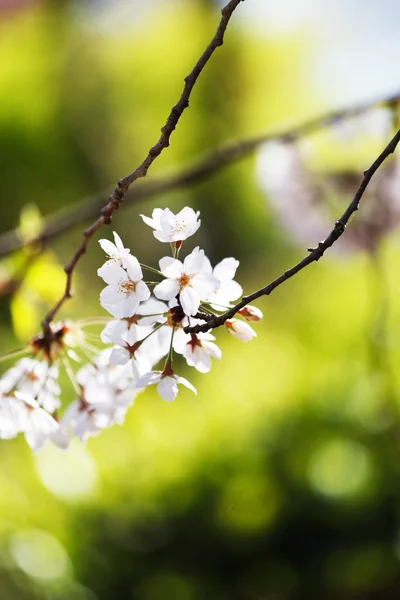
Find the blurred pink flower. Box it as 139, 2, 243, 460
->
257, 109, 400, 253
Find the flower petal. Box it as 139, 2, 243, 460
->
203, 341, 222, 360
101, 320, 128, 345
137, 298, 168, 326
119, 294, 141, 318
184, 345, 211, 373
159, 208, 176, 233
183, 247, 206, 275
99, 239, 117, 257
113, 231, 128, 253
172, 328, 189, 354
140, 208, 163, 230
110, 347, 130, 365
154, 278, 180, 301
213, 257, 239, 282
136, 371, 162, 388
176, 376, 197, 395
180, 286, 200, 316
136, 280, 151, 302
192, 272, 220, 297
157, 376, 178, 402
100, 285, 119, 306
159, 257, 183, 278
153, 230, 175, 243
125, 255, 143, 281
98, 262, 126, 285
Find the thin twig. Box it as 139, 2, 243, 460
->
40, 0, 245, 337
0, 91, 399, 259
185, 128, 400, 334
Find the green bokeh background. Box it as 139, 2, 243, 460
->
1, 1, 400, 598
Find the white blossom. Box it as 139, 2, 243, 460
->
140, 207, 201, 243
225, 318, 257, 342
155, 323, 187, 357
182, 333, 222, 373
207, 257, 243, 310
76, 350, 136, 409
154, 247, 219, 316
101, 319, 161, 376
136, 297, 168, 326
55, 350, 139, 442
110, 330, 153, 377
59, 400, 126, 443
101, 319, 132, 346
99, 255, 150, 318
0, 392, 59, 451
58, 320, 87, 349
136, 369, 197, 402
0, 358, 61, 413
101, 318, 152, 346
98, 231, 131, 267
0, 396, 26, 440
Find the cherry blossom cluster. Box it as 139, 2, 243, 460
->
97, 207, 262, 400
0, 207, 262, 451
0, 323, 139, 451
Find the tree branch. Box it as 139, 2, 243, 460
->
0, 91, 399, 259
184, 128, 400, 334
40, 0, 245, 336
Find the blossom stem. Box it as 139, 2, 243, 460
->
139, 322, 167, 345
198, 304, 215, 315
165, 325, 176, 369
138, 312, 167, 319
201, 301, 230, 311
79, 345, 96, 364
81, 332, 102, 342
0, 346, 29, 363
171, 244, 182, 259
139, 263, 164, 277
78, 317, 112, 327
81, 340, 102, 356
61, 355, 81, 396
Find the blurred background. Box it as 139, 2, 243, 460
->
1, 0, 400, 598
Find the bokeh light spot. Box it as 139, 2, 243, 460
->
35, 440, 99, 501
307, 438, 373, 499
218, 474, 280, 534
9, 529, 72, 581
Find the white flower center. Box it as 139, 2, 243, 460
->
119, 280, 137, 295
170, 219, 187, 234
177, 273, 193, 289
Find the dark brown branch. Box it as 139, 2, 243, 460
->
40, 0, 245, 336
1, 91, 399, 259
185, 128, 400, 335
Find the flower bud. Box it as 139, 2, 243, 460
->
238, 305, 263, 322
225, 319, 257, 342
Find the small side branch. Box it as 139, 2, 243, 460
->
185, 128, 400, 335
40, 0, 245, 336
